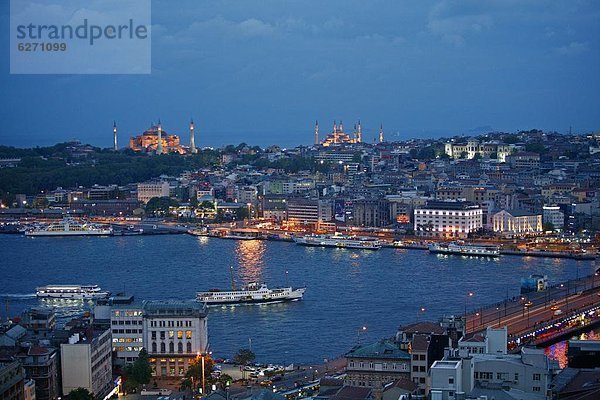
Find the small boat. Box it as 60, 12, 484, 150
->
428, 242, 500, 257
293, 233, 381, 250
36, 284, 110, 299
25, 219, 112, 236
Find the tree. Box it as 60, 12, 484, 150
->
233, 348, 255, 366
186, 355, 215, 393
131, 348, 152, 385
68, 388, 94, 400
543, 222, 555, 232
145, 196, 178, 216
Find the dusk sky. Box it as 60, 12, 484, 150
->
1, 0, 599, 148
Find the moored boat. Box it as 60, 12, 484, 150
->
293, 233, 381, 250
428, 242, 500, 257
24, 219, 113, 237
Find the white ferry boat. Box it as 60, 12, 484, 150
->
428, 242, 500, 257
36, 284, 111, 299
197, 282, 306, 305
293, 233, 381, 250
25, 219, 113, 237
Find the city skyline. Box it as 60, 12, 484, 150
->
1, 1, 599, 148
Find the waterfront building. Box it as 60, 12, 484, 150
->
352, 199, 392, 228
345, 340, 411, 388
429, 358, 472, 400
142, 300, 209, 378
286, 198, 333, 228
110, 303, 144, 365
543, 205, 565, 230
0, 360, 25, 400
413, 201, 482, 238
137, 181, 170, 204
129, 124, 185, 154
491, 209, 542, 235
60, 328, 112, 397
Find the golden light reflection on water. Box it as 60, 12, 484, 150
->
544, 329, 600, 368
235, 240, 266, 283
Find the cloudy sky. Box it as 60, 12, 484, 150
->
1, 0, 599, 148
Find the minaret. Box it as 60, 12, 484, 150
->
314, 120, 319, 145
353, 123, 357, 142
190, 119, 197, 153
156, 119, 163, 154
379, 123, 384, 143
333, 120, 338, 144
357, 120, 362, 143
113, 121, 118, 151
339, 120, 344, 133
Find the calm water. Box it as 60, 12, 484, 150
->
0, 234, 596, 364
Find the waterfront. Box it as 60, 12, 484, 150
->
0, 234, 597, 364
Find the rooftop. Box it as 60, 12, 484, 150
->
346, 340, 410, 360
142, 300, 207, 317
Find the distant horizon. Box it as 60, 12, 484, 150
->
1, 123, 593, 150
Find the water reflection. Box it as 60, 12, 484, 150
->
544, 328, 600, 368
235, 240, 266, 283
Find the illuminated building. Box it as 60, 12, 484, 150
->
414, 201, 482, 238
491, 209, 542, 235
129, 123, 185, 154
320, 120, 361, 146
142, 300, 209, 378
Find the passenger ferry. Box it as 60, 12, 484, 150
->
293, 233, 381, 250
197, 282, 306, 305
428, 242, 500, 257
24, 219, 113, 236
36, 284, 111, 299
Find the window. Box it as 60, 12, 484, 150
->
449, 378, 454, 384
178, 342, 183, 353
514, 373, 519, 381
412, 355, 419, 361
152, 342, 157, 353
186, 342, 192, 353
413, 366, 419, 372
533, 374, 541, 381
160, 331, 165, 340
160, 343, 165, 353
186, 330, 192, 339
151, 331, 156, 340
533, 387, 541, 392
169, 331, 174, 338
177, 331, 183, 339
419, 354, 426, 361
169, 342, 174, 353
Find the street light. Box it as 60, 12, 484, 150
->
357, 326, 367, 345
464, 292, 474, 334
416, 307, 426, 322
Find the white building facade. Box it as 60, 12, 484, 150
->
142, 300, 209, 378
60, 329, 112, 397
110, 304, 144, 365
414, 201, 482, 238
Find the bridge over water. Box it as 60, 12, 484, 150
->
465, 271, 600, 347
